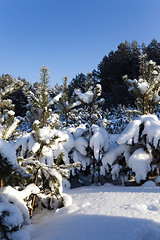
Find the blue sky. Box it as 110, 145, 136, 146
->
0, 0, 160, 86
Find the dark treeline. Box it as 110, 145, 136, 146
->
1, 39, 160, 117
69, 39, 160, 108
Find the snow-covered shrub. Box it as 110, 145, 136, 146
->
0, 194, 27, 240
1, 184, 39, 224
101, 142, 128, 184
0, 184, 39, 240
65, 123, 110, 184
89, 125, 109, 183
0, 138, 30, 187
102, 114, 160, 184
69, 124, 90, 172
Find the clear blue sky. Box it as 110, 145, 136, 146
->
0, 0, 160, 86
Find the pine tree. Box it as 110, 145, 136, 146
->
73, 73, 107, 183
124, 54, 160, 114
97, 40, 140, 107
0, 77, 25, 187
53, 76, 80, 127
21, 68, 80, 216
15, 120, 81, 216
74, 73, 104, 126
68, 73, 87, 97
142, 39, 160, 65
24, 66, 52, 127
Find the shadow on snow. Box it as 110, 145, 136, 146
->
30, 214, 160, 240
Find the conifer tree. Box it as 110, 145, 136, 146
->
15, 118, 81, 216
21, 68, 80, 216
73, 73, 106, 183
53, 76, 80, 127
74, 73, 104, 126
24, 66, 52, 127
124, 54, 160, 114
0, 77, 25, 187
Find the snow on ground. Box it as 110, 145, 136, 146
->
27, 183, 160, 240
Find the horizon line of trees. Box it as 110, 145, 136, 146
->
70, 38, 160, 108
1, 38, 160, 117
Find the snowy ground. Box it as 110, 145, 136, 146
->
27, 182, 160, 240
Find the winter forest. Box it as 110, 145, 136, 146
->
2, 39, 160, 239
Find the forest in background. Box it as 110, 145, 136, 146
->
3, 38, 160, 117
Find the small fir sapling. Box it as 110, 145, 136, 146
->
53, 76, 81, 127
124, 54, 160, 114
89, 125, 109, 184
74, 73, 107, 183
0, 77, 29, 187
16, 121, 80, 215
24, 66, 53, 128
21, 67, 65, 215
19, 67, 80, 216
74, 72, 104, 127
101, 142, 130, 184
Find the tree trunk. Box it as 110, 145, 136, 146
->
30, 169, 39, 218
43, 108, 46, 127
149, 103, 153, 114
65, 112, 68, 127
89, 105, 92, 126
143, 95, 146, 115
91, 156, 95, 184
30, 147, 43, 218
0, 179, 3, 188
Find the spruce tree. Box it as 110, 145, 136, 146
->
22, 67, 80, 216
24, 66, 52, 127
74, 73, 104, 126
0, 77, 25, 187
124, 54, 160, 114
53, 76, 80, 127
73, 73, 106, 183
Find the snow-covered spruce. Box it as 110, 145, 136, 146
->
23, 66, 53, 127
53, 76, 81, 127
14, 122, 80, 213
0, 138, 30, 187
0, 184, 39, 240
124, 54, 160, 115
101, 114, 160, 184
74, 73, 104, 127
67, 123, 110, 184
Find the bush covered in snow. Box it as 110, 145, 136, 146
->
101, 114, 160, 184
0, 184, 39, 240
